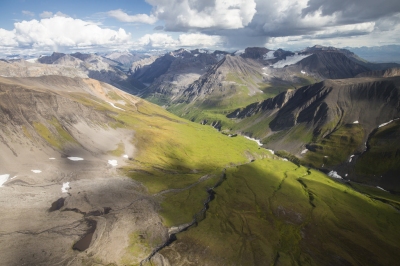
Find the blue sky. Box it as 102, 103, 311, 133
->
0, 0, 399, 57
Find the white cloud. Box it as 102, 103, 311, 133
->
137, 32, 223, 49
0, 29, 17, 46
107, 9, 157, 24
40, 11, 53, 19
147, 0, 257, 30
0, 16, 131, 53
22, 10, 35, 17
138, 33, 178, 48
178, 33, 223, 47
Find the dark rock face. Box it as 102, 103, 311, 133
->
241, 47, 270, 59
38, 52, 66, 64
132, 54, 175, 84
273, 49, 295, 60
229, 76, 400, 140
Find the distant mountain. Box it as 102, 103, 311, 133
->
37, 52, 146, 95
163, 46, 374, 128
0, 59, 87, 78
348, 45, 400, 63
133, 48, 224, 103
103, 51, 149, 71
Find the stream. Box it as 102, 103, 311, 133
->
140, 169, 227, 265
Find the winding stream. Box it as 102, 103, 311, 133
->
140, 169, 227, 265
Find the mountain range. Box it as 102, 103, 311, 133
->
1, 45, 400, 266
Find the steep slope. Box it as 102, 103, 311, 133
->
228, 76, 400, 190
134, 49, 224, 103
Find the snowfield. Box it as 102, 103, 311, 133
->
68, 157, 84, 161
244, 136, 263, 146
272, 53, 312, 68
263, 51, 275, 60
107, 101, 125, 111
61, 182, 70, 193
108, 160, 118, 166
0, 174, 10, 187
328, 171, 342, 179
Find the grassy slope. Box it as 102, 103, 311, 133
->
160, 159, 400, 266
26, 87, 400, 265
82, 91, 400, 265
354, 120, 400, 184
303, 124, 365, 168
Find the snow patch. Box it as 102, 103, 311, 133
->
61, 182, 70, 193
272, 53, 312, 68
123, 155, 129, 159
301, 70, 306, 74
49, 158, 56, 160
282, 158, 288, 161
244, 136, 263, 146
267, 149, 275, 155
68, 157, 84, 161
234, 49, 245, 55
328, 171, 342, 179
108, 160, 118, 167
349, 155, 355, 163
107, 101, 125, 111
0, 174, 10, 187
377, 186, 388, 192
353, 121, 359, 124
31, 170, 42, 173
378, 118, 399, 128
26, 58, 38, 63
263, 51, 276, 60
301, 149, 308, 154
345, 174, 348, 177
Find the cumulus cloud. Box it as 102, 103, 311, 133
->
0, 16, 130, 52
0, 29, 18, 46
107, 9, 157, 24
138, 33, 177, 48
146, 0, 256, 31
137, 33, 223, 49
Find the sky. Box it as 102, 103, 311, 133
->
0, 0, 399, 57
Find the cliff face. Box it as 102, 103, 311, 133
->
230, 76, 400, 139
